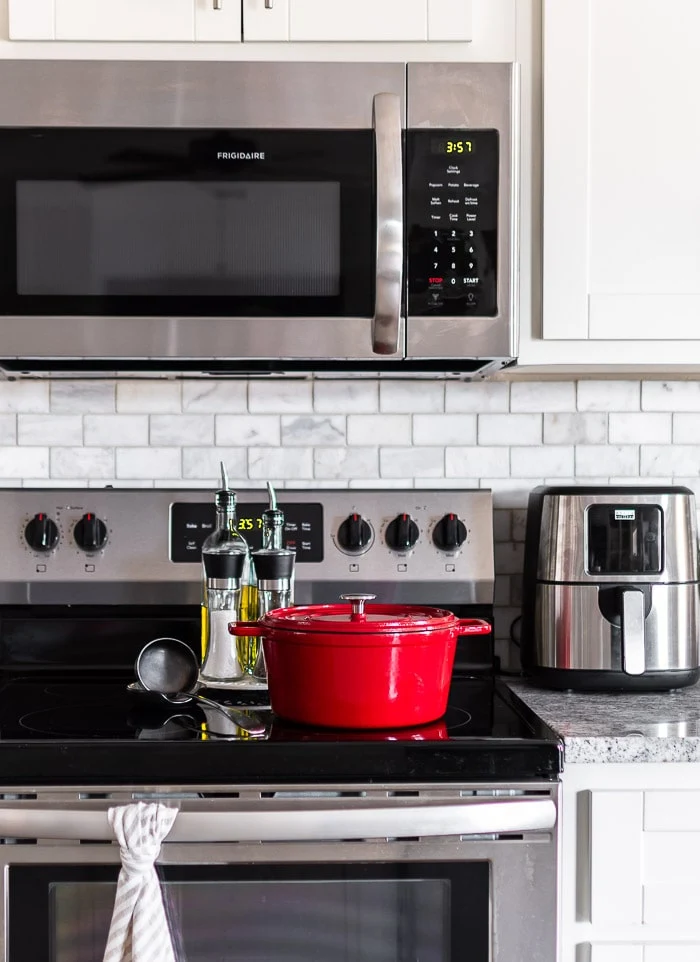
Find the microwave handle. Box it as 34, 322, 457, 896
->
372, 92, 403, 356
0, 797, 555, 842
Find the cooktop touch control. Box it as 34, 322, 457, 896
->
407, 128, 499, 318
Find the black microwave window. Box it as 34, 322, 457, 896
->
587, 504, 663, 575
16, 180, 341, 298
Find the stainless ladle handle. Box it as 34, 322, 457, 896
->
193, 694, 266, 736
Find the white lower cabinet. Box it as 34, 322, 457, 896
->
561, 765, 700, 962
9, 0, 243, 42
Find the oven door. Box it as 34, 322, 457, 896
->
0, 62, 404, 370
0, 783, 558, 962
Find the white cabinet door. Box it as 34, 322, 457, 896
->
542, 0, 700, 342
10, 0, 242, 42
589, 948, 643, 962
243, 0, 472, 42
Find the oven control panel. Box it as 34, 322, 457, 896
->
0, 489, 494, 606
407, 128, 499, 318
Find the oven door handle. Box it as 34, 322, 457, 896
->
0, 797, 555, 842
372, 91, 403, 356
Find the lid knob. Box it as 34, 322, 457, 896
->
340, 593, 376, 619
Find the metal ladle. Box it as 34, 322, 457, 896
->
135, 637, 266, 737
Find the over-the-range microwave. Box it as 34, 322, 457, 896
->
0, 61, 518, 379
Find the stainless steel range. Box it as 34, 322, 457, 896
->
0, 486, 559, 962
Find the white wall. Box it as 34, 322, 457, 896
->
0, 376, 693, 667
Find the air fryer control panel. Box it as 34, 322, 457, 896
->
407, 128, 499, 318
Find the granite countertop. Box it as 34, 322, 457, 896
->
507, 678, 700, 763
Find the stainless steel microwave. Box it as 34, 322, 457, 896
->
0, 61, 518, 379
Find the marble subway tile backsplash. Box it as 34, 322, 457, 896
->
1, 376, 700, 665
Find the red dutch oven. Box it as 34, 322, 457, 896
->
229, 593, 491, 730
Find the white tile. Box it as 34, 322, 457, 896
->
0, 415, 17, 444
544, 413, 607, 445
609, 476, 673, 485
84, 415, 149, 446
182, 381, 247, 413
281, 415, 345, 446
495, 543, 525, 575
248, 381, 313, 414
445, 381, 509, 413
380, 447, 444, 478
494, 574, 510, 606
510, 574, 523, 607
286, 480, 348, 489
51, 447, 113, 479
24, 478, 87, 488
484, 479, 541, 509
150, 415, 214, 446
446, 446, 510, 478
578, 380, 640, 412
412, 414, 476, 446
0, 382, 49, 414
183, 447, 247, 480
0, 447, 48, 478
609, 413, 672, 444
117, 381, 181, 414
314, 447, 379, 480
413, 477, 479, 488
640, 446, 700, 477
492, 509, 511, 543
216, 415, 280, 447
642, 380, 700, 412
673, 414, 700, 443
380, 381, 444, 413
50, 381, 115, 413
152, 479, 211, 489
349, 478, 412, 489
478, 414, 542, 446
510, 381, 575, 412
18, 414, 82, 446
511, 446, 574, 477
347, 415, 411, 446
248, 447, 313, 480
494, 608, 522, 644
88, 479, 154, 488
576, 445, 639, 476
511, 509, 527, 542
116, 447, 181, 479
313, 381, 379, 414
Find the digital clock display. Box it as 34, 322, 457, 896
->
432, 139, 474, 155
170, 501, 324, 563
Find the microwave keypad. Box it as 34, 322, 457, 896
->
407, 129, 499, 317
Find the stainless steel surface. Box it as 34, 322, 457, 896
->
536, 491, 699, 584
0, 61, 406, 129
265, 0, 273, 7
406, 62, 519, 363
0, 488, 494, 606
535, 583, 700, 672
214, 0, 223, 8
340, 593, 376, 615
0, 783, 559, 962
622, 589, 646, 675
372, 92, 403, 356
135, 637, 266, 735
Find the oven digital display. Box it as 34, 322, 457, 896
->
169, 502, 324, 564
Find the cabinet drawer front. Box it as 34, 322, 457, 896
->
55, 0, 196, 41
645, 949, 700, 962
588, 947, 643, 962
645, 792, 700, 831
8, 0, 55, 39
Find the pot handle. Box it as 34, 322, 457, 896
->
228, 622, 264, 637
456, 618, 492, 635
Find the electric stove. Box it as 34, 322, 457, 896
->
0, 486, 561, 786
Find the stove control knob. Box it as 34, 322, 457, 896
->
337, 513, 373, 554
433, 513, 467, 552
385, 513, 419, 553
25, 513, 59, 553
74, 513, 108, 552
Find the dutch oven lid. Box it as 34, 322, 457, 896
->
261, 594, 458, 634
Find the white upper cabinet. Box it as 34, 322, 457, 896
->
242, 0, 472, 43
542, 0, 700, 344
8, 0, 243, 42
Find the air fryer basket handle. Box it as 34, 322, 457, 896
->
621, 588, 646, 675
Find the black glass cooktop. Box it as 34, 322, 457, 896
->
0, 674, 561, 785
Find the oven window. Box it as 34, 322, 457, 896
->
0, 128, 374, 318
10, 863, 488, 962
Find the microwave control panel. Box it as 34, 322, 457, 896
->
406, 129, 499, 317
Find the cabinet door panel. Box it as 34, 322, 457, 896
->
195, 0, 242, 41
242, 0, 289, 40
589, 790, 643, 924
428, 0, 473, 41
8, 0, 55, 39
54, 0, 196, 40
589, 947, 643, 962
645, 948, 700, 962
288, 0, 428, 41
543, 0, 700, 342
